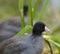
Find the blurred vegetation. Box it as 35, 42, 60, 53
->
0, 0, 60, 54
0, 0, 19, 22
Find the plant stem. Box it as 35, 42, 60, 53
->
32, 0, 41, 19
16, 25, 32, 36
37, 0, 50, 21
19, 0, 25, 28
28, 0, 33, 26
44, 39, 53, 54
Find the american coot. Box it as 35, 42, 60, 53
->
0, 5, 28, 42
0, 22, 50, 54
0, 17, 21, 42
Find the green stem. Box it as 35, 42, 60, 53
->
37, 0, 50, 21
32, 0, 41, 19
19, 0, 25, 28
49, 39, 60, 54
16, 25, 32, 36
44, 39, 53, 54
28, 0, 33, 26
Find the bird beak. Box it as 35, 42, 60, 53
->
45, 26, 50, 32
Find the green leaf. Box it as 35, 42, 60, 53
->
16, 25, 32, 36
44, 39, 53, 54
48, 39, 60, 54
37, 0, 50, 21
32, 0, 41, 19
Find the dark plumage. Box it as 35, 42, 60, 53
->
32, 22, 45, 35
0, 5, 28, 42
24, 5, 28, 16
0, 22, 50, 54
0, 17, 21, 42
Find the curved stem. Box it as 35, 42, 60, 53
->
44, 39, 53, 54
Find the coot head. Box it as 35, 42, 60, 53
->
32, 22, 50, 35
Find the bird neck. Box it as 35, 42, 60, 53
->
29, 34, 43, 45
32, 29, 42, 36
32, 34, 42, 38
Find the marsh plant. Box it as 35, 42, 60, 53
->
16, 0, 60, 54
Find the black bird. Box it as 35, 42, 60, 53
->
0, 22, 50, 54
0, 5, 28, 42
0, 17, 21, 42
23, 5, 28, 16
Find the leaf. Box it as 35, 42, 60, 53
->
37, 0, 50, 21
44, 39, 53, 54
16, 25, 32, 36
48, 39, 60, 54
